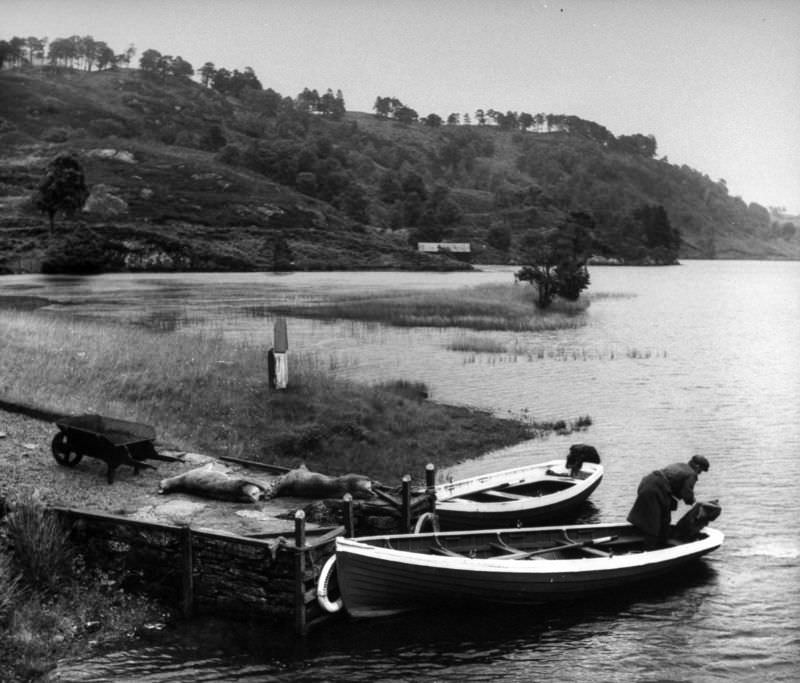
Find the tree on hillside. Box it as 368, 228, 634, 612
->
116, 44, 136, 67
296, 87, 320, 112
211, 66, 262, 97
633, 204, 681, 262
8, 37, 26, 67
47, 37, 76, 67
272, 235, 294, 271
516, 211, 595, 308
34, 154, 89, 234
95, 42, 116, 70
616, 133, 657, 157
0, 40, 11, 69
424, 113, 442, 127
373, 96, 409, 119
26, 37, 46, 65
139, 48, 161, 73
373, 96, 394, 118
487, 225, 512, 252
394, 105, 418, 124
199, 61, 216, 87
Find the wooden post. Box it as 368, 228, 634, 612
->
274, 317, 289, 389
425, 463, 436, 492
180, 525, 194, 618
293, 509, 307, 635
342, 493, 354, 538
425, 463, 437, 514
401, 475, 411, 533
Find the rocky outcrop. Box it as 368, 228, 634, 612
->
87, 148, 136, 163
83, 183, 128, 217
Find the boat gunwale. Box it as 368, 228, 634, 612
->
335, 525, 724, 574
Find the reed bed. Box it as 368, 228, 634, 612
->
449, 339, 667, 360
1, 310, 562, 482
265, 283, 590, 332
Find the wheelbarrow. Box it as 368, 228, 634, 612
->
51, 414, 174, 484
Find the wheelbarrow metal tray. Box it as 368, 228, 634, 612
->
55, 414, 156, 446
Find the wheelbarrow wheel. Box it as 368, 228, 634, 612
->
51, 432, 83, 467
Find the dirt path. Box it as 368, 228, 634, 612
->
0, 409, 317, 537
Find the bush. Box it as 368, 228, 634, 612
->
174, 130, 199, 148
41, 127, 70, 143
88, 117, 129, 138
41, 228, 111, 274
216, 143, 242, 165
6, 491, 72, 592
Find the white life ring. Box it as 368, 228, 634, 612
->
413, 511, 439, 534
317, 554, 343, 614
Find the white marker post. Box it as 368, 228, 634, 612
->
273, 317, 288, 389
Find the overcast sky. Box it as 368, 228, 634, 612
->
5, 0, 799, 213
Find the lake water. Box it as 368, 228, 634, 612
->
3, 261, 799, 682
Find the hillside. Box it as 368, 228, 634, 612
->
1, 66, 798, 274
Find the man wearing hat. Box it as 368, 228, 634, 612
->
627, 455, 710, 548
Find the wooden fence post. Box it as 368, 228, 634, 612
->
293, 510, 307, 635
401, 475, 411, 533
425, 463, 436, 492
180, 525, 194, 618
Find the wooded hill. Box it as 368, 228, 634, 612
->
1, 64, 797, 274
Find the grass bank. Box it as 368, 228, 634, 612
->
0, 309, 591, 484
260, 283, 590, 332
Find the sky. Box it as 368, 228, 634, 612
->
4, 0, 799, 213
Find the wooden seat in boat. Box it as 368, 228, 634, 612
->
430, 545, 464, 557
481, 489, 529, 501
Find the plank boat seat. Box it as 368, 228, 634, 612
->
489, 541, 523, 555
558, 532, 612, 557
481, 489, 529, 501
430, 534, 467, 557
430, 545, 464, 557
577, 546, 612, 558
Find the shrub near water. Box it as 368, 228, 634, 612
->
6, 490, 72, 591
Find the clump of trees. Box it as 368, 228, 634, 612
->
373, 96, 418, 124
139, 49, 194, 81
0, 34, 135, 71
516, 212, 595, 308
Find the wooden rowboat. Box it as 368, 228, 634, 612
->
328, 521, 723, 618
431, 459, 603, 530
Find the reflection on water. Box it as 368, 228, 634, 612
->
4, 262, 799, 682
50, 565, 723, 683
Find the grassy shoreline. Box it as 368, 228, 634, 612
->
0, 307, 591, 483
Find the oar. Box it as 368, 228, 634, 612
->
501, 535, 618, 560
